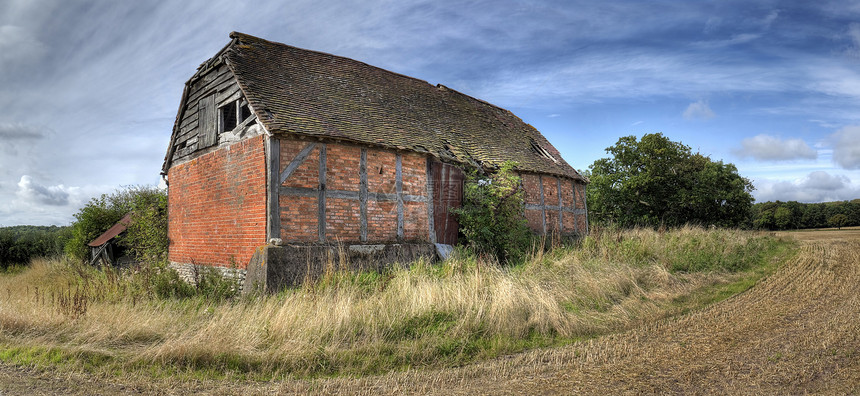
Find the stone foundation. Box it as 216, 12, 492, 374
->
169, 262, 248, 292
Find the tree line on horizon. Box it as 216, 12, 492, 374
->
750, 199, 860, 230
0, 225, 69, 269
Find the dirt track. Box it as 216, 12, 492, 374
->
2, 230, 858, 395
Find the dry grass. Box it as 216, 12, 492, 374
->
0, 226, 787, 382
277, 228, 857, 395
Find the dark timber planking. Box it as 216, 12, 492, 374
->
172, 64, 243, 162
197, 95, 217, 148
267, 137, 281, 240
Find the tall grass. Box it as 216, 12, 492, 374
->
0, 226, 789, 379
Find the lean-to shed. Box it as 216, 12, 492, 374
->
162, 32, 587, 291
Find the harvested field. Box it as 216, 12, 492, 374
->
1, 229, 858, 394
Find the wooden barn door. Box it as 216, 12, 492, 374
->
431, 161, 464, 245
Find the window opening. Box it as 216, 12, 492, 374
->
240, 102, 252, 121
220, 101, 238, 132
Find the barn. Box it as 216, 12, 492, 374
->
161, 32, 587, 291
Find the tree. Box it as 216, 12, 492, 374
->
774, 206, 793, 230
586, 133, 754, 228
453, 161, 532, 263
828, 214, 848, 230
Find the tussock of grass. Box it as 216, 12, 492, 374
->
0, 226, 790, 379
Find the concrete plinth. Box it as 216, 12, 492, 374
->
243, 243, 436, 293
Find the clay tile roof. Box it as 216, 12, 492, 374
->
222, 32, 584, 181
87, 213, 133, 247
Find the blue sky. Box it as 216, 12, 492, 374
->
2, 0, 860, 226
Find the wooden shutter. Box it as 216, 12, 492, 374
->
197, 95, 217, 148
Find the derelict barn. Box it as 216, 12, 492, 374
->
161, 32, 588, 291
87, 213, 134, 267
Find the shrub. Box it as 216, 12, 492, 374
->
65, 186, 167, 263
454, 161, 532, 263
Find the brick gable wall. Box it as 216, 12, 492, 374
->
167, 135, 267, 269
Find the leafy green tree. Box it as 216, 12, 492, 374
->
774, 206, 793, 230
454, 161, 532, 263
800, 203, 827, 229
586, 133, 754, 228
828, 213, 848, 230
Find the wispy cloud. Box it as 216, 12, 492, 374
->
734, 134, 817, 161
683, 100, 715, 120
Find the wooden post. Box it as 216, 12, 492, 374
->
539, 175, 546, 235
396, 153, 404, 240
318, 144, 327, 243
267, 136, 281, 240
360, 148, 368, 242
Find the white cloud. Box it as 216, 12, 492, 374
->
16, 175, 70, 206
683, 100, 715, 120
831, 125, 860, 169
755, 171, 860, 202
734, 134, 817, 161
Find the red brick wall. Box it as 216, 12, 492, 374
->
168, 135, 267, 269
520, 172, 587, 235
401, 152, 428, 240
521, 173, 544, 233
277, 137, 429, 244
366, 149, 398, 241
279, 140, 321, 242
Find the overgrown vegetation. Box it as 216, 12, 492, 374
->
586, 133, 754, 228
0, 225, 69, 269
64, 186, 167, 263
454, 161, 532, 263
0, 227, 790, 379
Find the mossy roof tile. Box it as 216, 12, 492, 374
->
221, 32, 583, 181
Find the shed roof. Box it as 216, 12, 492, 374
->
168, 32, 584, 181
87, 213, 132, 247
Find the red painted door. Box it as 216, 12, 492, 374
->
431, 161, 464, 245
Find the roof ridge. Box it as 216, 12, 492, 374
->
228, 31, 435, 88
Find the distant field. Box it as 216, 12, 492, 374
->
776, 226, 860, 242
